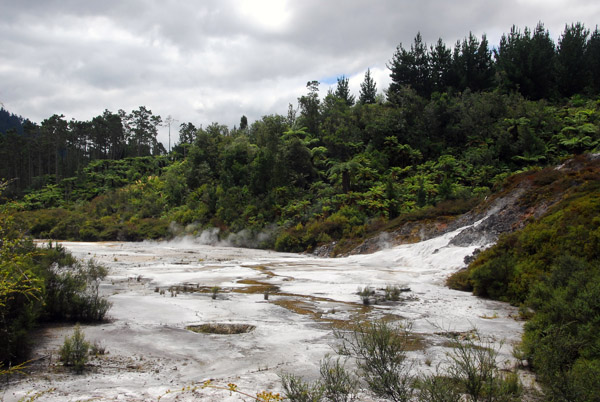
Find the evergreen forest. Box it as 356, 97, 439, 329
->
2, 22, 600, 399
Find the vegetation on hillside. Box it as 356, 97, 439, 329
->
448, 156, 600, 400
7, 91, 599, 251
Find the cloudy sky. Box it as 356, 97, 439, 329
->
1, 0, 599, 145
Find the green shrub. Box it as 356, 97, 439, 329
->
445, 269, 472, 292
274, 231, 304, 252
0, 227, 109, 366
280, 356, 358, 402
521, 256, 600, 400
48, 212, 86, 240
282, 320, 524, 401
416, 373, 462, 402
336, 320, 414, 401
79, 220, 101, 241
357, 286, 375, 305
445, 331, 521, 401
121, 217, 170, 240
279, 373, 324, 402
40, 252, 112, 322
458, 175, 600, 305
18, 209, 69, 237
59, 324, 89, 373
384, 285, 403, 301
319, 355, 357, 402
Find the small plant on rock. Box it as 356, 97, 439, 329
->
357, 286, 374, 305
385, 284, 402, 301
90, 340, 107, 356
443, 329, 522, 401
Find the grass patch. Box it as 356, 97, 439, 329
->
234, 279, 280, 294
186, 323, 255, 335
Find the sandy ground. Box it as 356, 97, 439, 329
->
2, 224, 524, 401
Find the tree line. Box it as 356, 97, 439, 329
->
1, 22, 598, 199
0, 106, 164, 196
1, 22, 599, 198
388, 22, 600, 100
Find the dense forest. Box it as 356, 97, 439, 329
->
0, 106, 165, 195
1, 22, 600, 399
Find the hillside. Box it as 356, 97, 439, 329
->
348, 153, 599, 253
2, 22, 600, 253
5, 93, 599, 253
444, 153, 600, 400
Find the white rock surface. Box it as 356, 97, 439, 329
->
4, 225, 523, 401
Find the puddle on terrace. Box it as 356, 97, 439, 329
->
270, 298, 425, 350
169, 280, 427, 349
160, 276, 414, 334
245, 265, 278, 277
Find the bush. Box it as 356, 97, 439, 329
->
521, 256, 600, 400
282, 321, 523, 401
274, 231, 304, 252
336, 320, 414, 401
445, 269, 472, 292
448, 171, 600, 398
444, 330, 522, 401
357, 286, 374, 305
416, 373, 462, 402
280, 373, 324, 402
280, 356, 357, 402
59, 324, 89, 373
0, 219, 108, 366
319, 355, 357, 402
41, 255, 112, 322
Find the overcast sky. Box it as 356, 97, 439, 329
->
1, 0, 599, 146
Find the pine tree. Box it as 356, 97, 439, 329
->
298, 81, 321, 137
452, 32, 495, 92
239, 115, 248, 131
475, 34, 495, 91
585, 27, 600, 94
495, 25, 529, 94
529, 22, 556, 99
388, 33, 431, 100
388, 42, 415, 102
412, 32, 431, 96
359, 69, 377, 104
495, 23, 557, 99
556, 23, 589, 97
335, 76, 355, 106
429, 38, 452, 93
